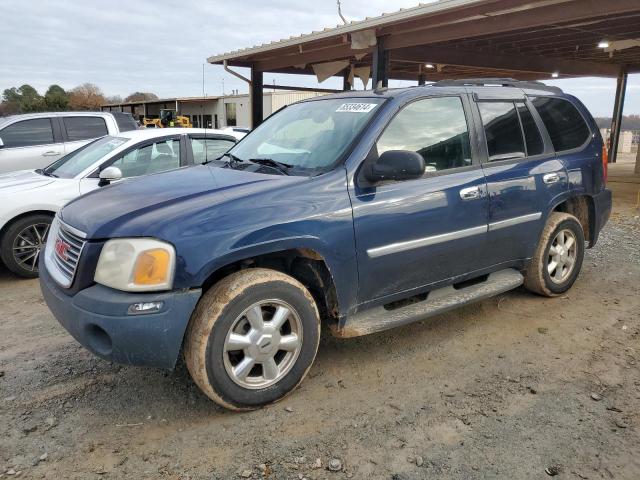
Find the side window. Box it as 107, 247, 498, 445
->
63, 116, 108, 142
478, 102, 525, 161
517, 103, 544, 156
0, 118, 54, 148
377, 97, 472, 172
112, 113, 138, 132
531, 97, 590, 152
191, 138, 236, 164
110, 139, 180, 178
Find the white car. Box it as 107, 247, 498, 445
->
0, 111, 139, 173
0, 128, 240, 278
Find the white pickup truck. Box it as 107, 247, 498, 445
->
0, 111, 138, 173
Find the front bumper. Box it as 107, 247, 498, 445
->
589, 188, 612, 247
40, 261, 201, 369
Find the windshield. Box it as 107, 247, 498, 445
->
227, 98, 384, 175
44, 136, 129, 178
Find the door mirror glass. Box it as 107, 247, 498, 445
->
0, 137, 4, 148
366, 150, 425, 182
98, 166, 122, 186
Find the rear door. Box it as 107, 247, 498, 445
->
350, 95, 490, 304
473, 93, 568, 265
61, 115, 109, 155
0, 117, 63, 172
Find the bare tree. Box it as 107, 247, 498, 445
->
68, 83, 106, 111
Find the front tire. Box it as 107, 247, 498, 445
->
524, 212, 585, 297
184, 268, 320, 410
0, 214, 53, 278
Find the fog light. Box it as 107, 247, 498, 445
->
127, 301, 163, 315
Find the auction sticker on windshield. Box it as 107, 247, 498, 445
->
336, 103, 378, 113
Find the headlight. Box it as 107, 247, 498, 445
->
94, 238, 175, 292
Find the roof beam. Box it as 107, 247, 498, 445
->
254, 44, 372, 72
391, 45, 621, 77
384, 0, 640, 50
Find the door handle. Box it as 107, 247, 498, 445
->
42, 151, 60, 157
543, 172, 560, 185
460, 186, 481, 200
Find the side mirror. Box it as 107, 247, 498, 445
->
98, 166, 122, 186
366, 150, 425, 183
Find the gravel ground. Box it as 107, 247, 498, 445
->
0, 183, 638, 480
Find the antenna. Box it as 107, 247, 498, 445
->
202, 63, 208, 163
337, 0, 347, 24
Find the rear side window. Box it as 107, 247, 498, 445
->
0, 118, 54, 148
478, 102, 525, 161
517, 103, 544, 156
63, 116, 108, 142
531, 97, 590, 151
112, 113, 138, 132
191, 137, 236, 164
377, 96, 472, 172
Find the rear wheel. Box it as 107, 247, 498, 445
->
524, 212, 585, 297
0, 214, 53, 278
184, 268, 320, 410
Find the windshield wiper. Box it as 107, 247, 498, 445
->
246, 158, 292, 176
214, 152, 243, 167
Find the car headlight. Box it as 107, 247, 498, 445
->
94, 238, 176, 292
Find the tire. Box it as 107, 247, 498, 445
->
184, 268, 320, 410
0, 214, 53, 278
524, 212, 585, 297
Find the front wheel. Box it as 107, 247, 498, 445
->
0, 214, 53, 278
184, 268, 320, 410
524, 212, 585, 297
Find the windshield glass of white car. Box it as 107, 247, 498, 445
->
227, 98, 384, 175
43, 136, 128, 178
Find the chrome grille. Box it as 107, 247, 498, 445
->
52, 221, 86, 285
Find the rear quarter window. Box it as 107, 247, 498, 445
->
63, 116, 108, 142
531, 97, 590, 152
112, 113, 138, 132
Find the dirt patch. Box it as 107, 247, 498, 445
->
1, 184, 638, 479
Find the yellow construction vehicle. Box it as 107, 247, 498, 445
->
143, 109, 192, 128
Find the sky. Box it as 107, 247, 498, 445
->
0, 0, 638, 117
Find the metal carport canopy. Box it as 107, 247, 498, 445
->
208, 0, 640, 160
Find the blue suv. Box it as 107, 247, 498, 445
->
40, 79, 612, 410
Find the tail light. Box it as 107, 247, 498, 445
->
602, 143, 608, 184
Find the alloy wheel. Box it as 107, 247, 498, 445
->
222, 300, 303, 389
12, 222, 50, 272
547, 228, 577, 284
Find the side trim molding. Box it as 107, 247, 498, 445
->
366, 212, 542, 259
367, 225, 486, 258
488, 212, 542, 231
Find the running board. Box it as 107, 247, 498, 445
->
332, 269, 524, 338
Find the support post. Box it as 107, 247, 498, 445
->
343, 69, 351, 91
143, 103, 147, 119
609, 67, 628, 163
251, 66, 264, 128
372, 37, 389, 88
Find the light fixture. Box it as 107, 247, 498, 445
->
425, 63, 435, 69
551, 72, 559, 78
598, 40, 609, 48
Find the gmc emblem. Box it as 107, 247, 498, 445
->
55, 238, 71, 262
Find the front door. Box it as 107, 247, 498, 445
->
0, 117, 63, 172
475, 98, 568, 264
350, 95, 490, 304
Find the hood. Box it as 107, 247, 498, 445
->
61, 165, 304, 238
0, 170, 56, 194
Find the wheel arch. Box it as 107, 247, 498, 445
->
549, 194, 595, 246
198, 246, 341, 328
0, 210, 56, 242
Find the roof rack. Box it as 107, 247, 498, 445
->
431, 78, 562, 94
